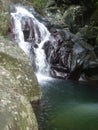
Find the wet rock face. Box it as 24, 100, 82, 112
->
45, 0, 98, 81
0, 36, 41, 130
43, 26, 98, 81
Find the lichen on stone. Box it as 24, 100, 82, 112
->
0, 36, 41, 130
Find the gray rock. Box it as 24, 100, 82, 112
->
62, 5, 86, 32
0, 36, 41, 130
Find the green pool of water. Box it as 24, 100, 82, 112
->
36, 79, 98, 130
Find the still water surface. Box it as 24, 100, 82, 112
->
36, 79, 98, 130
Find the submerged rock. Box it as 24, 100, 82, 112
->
0, 36, 41, 130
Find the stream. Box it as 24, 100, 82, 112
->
10, 5, 98, 130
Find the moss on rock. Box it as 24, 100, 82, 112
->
0, 36, 41, 130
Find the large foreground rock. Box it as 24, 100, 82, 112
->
0, 36, 41, 130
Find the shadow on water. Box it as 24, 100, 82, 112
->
34, 79, 98, 130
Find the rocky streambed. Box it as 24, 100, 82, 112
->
9, 4, 98, 81
0, 0, 98, 129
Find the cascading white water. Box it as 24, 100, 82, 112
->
10, 6, 52, 80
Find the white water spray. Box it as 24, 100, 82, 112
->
11, 6, 52, 80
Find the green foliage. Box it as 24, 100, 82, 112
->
95, 1, 98, 6
0, 12, 9, 36
0, 1, 9, 36
33, 0, 48, 13
24, 0, 48, 14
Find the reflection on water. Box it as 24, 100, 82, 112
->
36, 79, 98, 130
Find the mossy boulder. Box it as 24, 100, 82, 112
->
0, 36, 41, 130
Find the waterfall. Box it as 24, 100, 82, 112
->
10, 6, 52, 79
